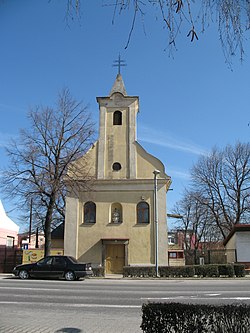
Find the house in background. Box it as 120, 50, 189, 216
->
168, 229, 199, 266
64, 74, 171, 274
18, 224, 64, 251
168, 229, 225, 265
0, 200, 19, 247
223, 224, 250, 264
18, 231, 45, 249
51, 223, 64, 249
0, 200, 21, 273
168, 230, 186, 266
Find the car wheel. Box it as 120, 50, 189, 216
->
65, 271, 76, 281
19, 270, 29, 280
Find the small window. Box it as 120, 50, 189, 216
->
112, 162, 122, 171
168, 236, 176, 245
84, 201, 96, 223
177, 252, 184, 259
6, 236, 14, 247
137, 202, 150, 223
113, 111, 122, 125
168, 252, 184, 259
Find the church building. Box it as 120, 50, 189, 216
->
64, 73, 171, 274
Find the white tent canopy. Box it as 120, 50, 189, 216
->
0, 200, 19, 232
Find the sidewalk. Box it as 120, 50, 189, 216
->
104, 274, 123, 279
0, 273, 13, 279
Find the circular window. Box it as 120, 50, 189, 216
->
112, 162, 122, 171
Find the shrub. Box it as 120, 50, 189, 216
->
218, 264, 234, 277
159, 266, 195, 278
194, 264, 206, 277
123, 266, 156, 278
158, 266, 172, 278
234, 264, 246, 277
141, 302, 250, 332
194, 264, 219, 277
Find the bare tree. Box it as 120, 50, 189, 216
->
191, 142, 250, 239
173, 189, 225, 264
173, 190, 215, 261
1, 88, 95, 256
65, 1, 250, 63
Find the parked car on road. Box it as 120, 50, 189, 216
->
13, 255, 92, 281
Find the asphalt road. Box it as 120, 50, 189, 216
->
1, 276, 250, 333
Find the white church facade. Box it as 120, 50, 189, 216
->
64, 74, 171, 274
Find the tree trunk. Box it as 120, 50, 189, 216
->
44, 195, 56, 257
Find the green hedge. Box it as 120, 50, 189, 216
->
194, 264, 219, 277
123, 264, 246, 278
218, 264, 235, 277
234, 264, 246, 277
123, 266, 156, 278
159, 266, 195, 278
141, 302, 250, 332
123, 266, 195, 278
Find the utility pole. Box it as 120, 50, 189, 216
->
29, 198, 33, 246
153, 169, 160, 277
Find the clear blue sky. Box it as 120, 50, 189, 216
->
0, 0, 250, 230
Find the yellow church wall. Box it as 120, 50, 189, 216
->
77, 109, 171, 184
75, 181, 168, 267
67, 142, 98, 179
157, 185, 169, 265
136, 143, 168, 179
77, 189, 155, 266
105, 108, 128, 179
77, 224, 153, 266
128, 225, 154, 264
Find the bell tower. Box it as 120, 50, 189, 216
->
96, 74, 139, 180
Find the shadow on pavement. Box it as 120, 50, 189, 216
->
55, 328, 82, 333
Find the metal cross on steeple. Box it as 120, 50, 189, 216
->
112, 54, 127, 75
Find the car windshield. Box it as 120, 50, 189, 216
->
68, 256, 78, 263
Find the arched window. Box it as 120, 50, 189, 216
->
137, 202, 150, 223
84, 201, 96, 224
113, 111, 122, 125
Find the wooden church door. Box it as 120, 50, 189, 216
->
105, 244, 125, 274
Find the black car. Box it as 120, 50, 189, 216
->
13, 255, 93, 281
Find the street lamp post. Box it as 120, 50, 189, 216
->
153, 169, 160, 277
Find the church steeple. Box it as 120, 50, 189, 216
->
109, 74, 127, 96
96, 75, 139, 180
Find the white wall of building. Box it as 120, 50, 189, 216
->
236, 232, 250, 262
